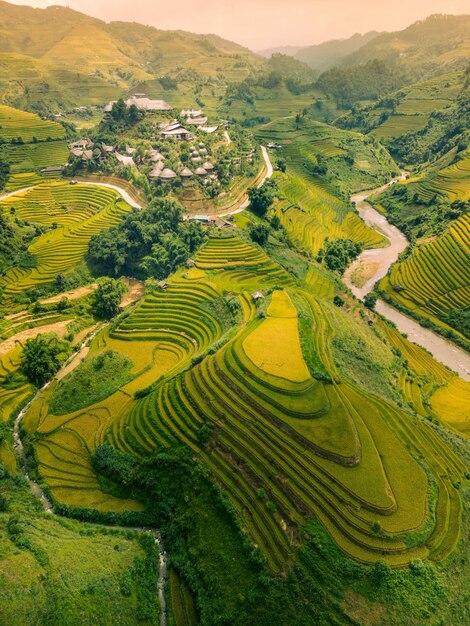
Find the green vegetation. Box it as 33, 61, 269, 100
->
0, 467, 158, 624
21, 333, 71, 387
88, 200, 205, 280
317, 238, 363, 274
50, 350, 133, 415
93, 277, 126, 320
0, 8, 469, 626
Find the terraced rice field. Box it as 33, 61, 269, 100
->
1, 141, 68, 171
19, 231, 466, 573
409, 149, 470, 203
194, 235, 294, 291
3, 172, 44, 192
0, 182, 132, 296
380, 212, 470, 325
431, 377, 470, 436
274, 171, 385, 255
256, 117, 395, 255
105, 285, 465, 571
372, 115, 430, 139
0, 104, 65, 142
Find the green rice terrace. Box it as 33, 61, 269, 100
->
0, 7, 469, 624
19, 235, 468, 584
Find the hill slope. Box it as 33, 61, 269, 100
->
0, 0, 262, 112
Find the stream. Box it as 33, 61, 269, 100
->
343, 174, 470, 382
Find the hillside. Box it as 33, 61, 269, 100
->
296, 31, 383, 71
0, 8, 469, 626
316, 15, 470, 109
0, 0, 262, 113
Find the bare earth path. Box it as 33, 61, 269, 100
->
343, 174, 470, 381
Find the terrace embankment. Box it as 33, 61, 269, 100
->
343, 175, 470, 381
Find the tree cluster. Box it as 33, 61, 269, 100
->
21, 333, 71, 387
88, 199, 206, 280
317, 238, 363, 274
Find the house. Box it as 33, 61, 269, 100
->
40, 165, 65, 174
180, 167, 194, 179
158, 281, 169, 290
70, 138, 93, 150
150, 150, 164, 162
115, 153, 136, 167
195, 167, 208, 177
252, 291, 264, 301
149, 165, 164, 178
161, 121, 192, 141
186, 117, 208, 127
158, 168, 177, 180
82, 150, 94, 161
200, 126, 219, 134
101, 144, 115, 153
188, 215, 209, 223
104, 97, 172, 115
186, 259, 195, 267
202, 162, 214, 171
180, 109, 204, 118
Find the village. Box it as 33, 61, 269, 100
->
66, 95, 258, 199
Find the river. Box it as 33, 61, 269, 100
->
343, 175, 470, 382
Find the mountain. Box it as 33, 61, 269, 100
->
316, 15, 470, 109
258, 45, 304, 58
341, 14, 470, 71
0, 0, 262, 113
259, 32, 383, 71
296, 31, 383, 71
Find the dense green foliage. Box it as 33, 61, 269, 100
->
49, 350, 134, 415
0, 467, 159, 624
247, 183, 275, 216
318, 59, 407, 108
0, 156, 9, 191
317, 238, 363, 273
93, 277, 127, 320
88, 199, 205, 280
21, 333, 71, 387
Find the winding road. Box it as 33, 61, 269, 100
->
343, 176, 470, 382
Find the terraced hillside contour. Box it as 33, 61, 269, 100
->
380, 205, 470, 336
0, 104, 68, 173
22, 235, 466, 576
0, 182, 132, 298
256, 117, 398, 256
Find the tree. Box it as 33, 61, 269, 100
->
247, 184, 274, 216
93, 277, 126, 320
364, 293, 377, 310
249, 223, 270, 246
21, 333, 71, 387
317, 238, 363, 274
0, 157, 10, 192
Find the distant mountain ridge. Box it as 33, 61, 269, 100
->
259, 32, 383, 71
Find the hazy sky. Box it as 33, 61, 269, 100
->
8, 0, 470, 49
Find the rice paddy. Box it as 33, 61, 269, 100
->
380, 211, 470, 329
0, 182, 132, 297
21, 227, 465, 573
0, 104, 65, 142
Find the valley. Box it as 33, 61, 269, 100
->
0, 3, 468, 625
